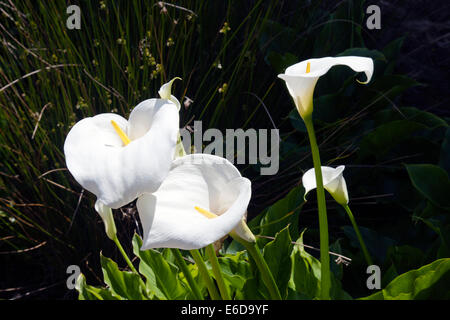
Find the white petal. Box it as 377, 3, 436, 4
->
95, 200, 116, 240
158, 78, 182, 110
137, 154, 251, 250
302, 166, 349, 205
64, 100, 179, 209
277, 74, 318, 118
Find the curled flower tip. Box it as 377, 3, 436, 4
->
356, 78, 370, 85
158, 77, 182, 100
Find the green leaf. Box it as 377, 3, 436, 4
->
238, 276, 267, 300
132, 234, 188, 300
176, 262, 207, 299
381, 264, 399, 288
359, 120, 427, 159
289, 231, 321, 299
262, 226, 293, 299
374, 107, 448, 129
368, 75, 420, 100
386, 245, 425, 275
361, 258, 450, 300
414, 217, 450, 259
382, 37, 405, 74
289, 230, 351, 300
237, 227, 293, 300
100, 253, 147, 300
132, 234, 165, 299
405, 164, 450, 209
76, 273, 122, 300
217, 251, 252, 293
342, 226, 396, 263
248, 185, 305, 247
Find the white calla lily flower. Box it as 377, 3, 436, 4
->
278, 56, 374, 119
302, 165, 349, 205
137, 154, 254, 250
64, 80, 180, 209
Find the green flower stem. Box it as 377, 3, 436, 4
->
232, 235, 282, 300
190, 249, 221, 300
304, 115, 331, 300
172, 249, 204, 300
205, 244, 231, 300
342, 204, 373, 266
112, 236, 138, 274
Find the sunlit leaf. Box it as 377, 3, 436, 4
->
132, 234, 188, 300
262, 226, 293, 298
100, 253, 147, 300
76, 273, 122, 300
361, 258, 450, 300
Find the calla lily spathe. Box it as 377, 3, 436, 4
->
64, 81, 180, 209
302, 165, 349, 205
94, 200, 117, 240
137, 154, 253, 250
278, 56, 374, 119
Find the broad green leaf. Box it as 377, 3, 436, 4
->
359, 120, 427, 159
361, 258, 450, 300
76, 273, 122, 300
381, 264, 399, 288
343, 226, 395, 263
132, 234, 165, 299
237, 276, 267, 300
237, 227, 293, 300
177, 262, 207, 300
405, 164, 450, 209
313, 93, 349, 123
289, 231, 321, 299
413, 200, 442, 220
367, 75, 420, 101
289, 230, 351, 300
248, 185, 305, 247
382, 37, 404, 74
132, 234, 188, 300
217, 251, 252, 292
262, 226, 293, 299
100, 253, 147, 300
386, 245, 425, 275
374, 107, 448, 129
414, 217, 450, 259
